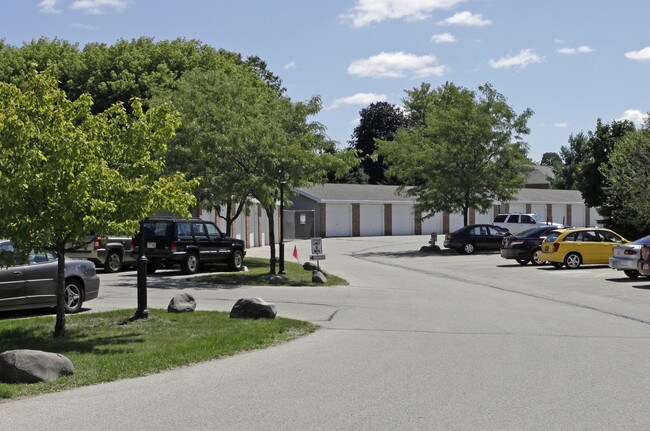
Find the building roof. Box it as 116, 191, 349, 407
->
526, 165, 555, 185
295, 183, 585, 205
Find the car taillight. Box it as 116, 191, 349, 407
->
171, 241, 177, 252
130, 239, 135, 250
93, 237, 102, 250
447, 234, 454, 240
553, 243, 560, 252
624, 249, 638, 255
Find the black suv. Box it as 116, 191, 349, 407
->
134, 217, 246, 274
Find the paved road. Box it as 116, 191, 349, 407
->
3, 235, 650, 430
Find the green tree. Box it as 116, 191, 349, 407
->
378, 82, 533, 226
601, 122, 650, 238
540, 152, 561, 167
0, 71, 197, 337
348, 101, 409, 184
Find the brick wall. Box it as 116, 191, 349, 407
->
352, 204, 360, 237
384, 204, 392, 236
319, 203, 327, 237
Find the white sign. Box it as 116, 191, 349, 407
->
311, 237, 323, 255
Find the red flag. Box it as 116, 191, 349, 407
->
293, 245, 299, 261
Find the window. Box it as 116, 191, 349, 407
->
472, 226, 488, 236
577, 231, 599, 242
564, 232, 578, 242
507, 215, 520, 223
493, 215, 507, 223
192, 223, 206, 236
598, 231, 623, 243
488, 226, 506, 235
521, 215, 535, 224
205, 223, 220, 236
177, 222, 192, 236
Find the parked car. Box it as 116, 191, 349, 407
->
0, 240, 100, 313
492, 213, 563, 235
637, 245, 650, 276
500, 225, 565, 265
67, 234, 136, 273
540, 228, 629, 269
444, 224, 511, 254
608, 234, 650, 278
133, 217, 246, 274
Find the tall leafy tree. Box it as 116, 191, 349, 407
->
0, 71, 197, 337
348, 101, 409, 184
540, 152, 561, 167
378, 82, 533, 226
600, 122, 650, 237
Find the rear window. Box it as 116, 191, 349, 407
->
143, 221, 173, 238
632, 235, 650, 245
493, 215, 507, 223
544, 231, 562, 243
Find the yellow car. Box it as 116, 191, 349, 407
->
540, 228, 629, 269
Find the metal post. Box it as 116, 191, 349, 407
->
279, 180, 285, 274
135, 220, 148, 318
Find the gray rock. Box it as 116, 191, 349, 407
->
0, 349, 74, 383
230, 297, 277, 319
269, 276, 286, 285
303, 261, 318, 270
312, 270, 327, 284
168, 293, 196, 313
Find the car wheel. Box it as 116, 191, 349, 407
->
530, 248, 545, 266
551, 262, 563, 268
104, 250, 122, 273
624, 270, 641, 279
564, 252, 582, 269
64, 279, 84, 313
462, 243, 475, 254
516, 258, 530, 265
181, 253, 199, 275
228, 250, 244, 271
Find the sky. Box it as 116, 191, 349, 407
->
3, 0, 650, 162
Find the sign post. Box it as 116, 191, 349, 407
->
310, 237, 325, 269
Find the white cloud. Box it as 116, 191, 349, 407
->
341, 0, 463, 28
489, 49, 541, 69
553, 122, 569, 128
618, 109, 648, 124
439, 11, 491, 26
625, 47, 650, 61
431, 32, 456, 44
348, 51, 449, 78
328, 92, 387, 110
71, 22, 96, 30
39, 0, 61, 13
557, 45, 593, 55
284, 61, 297, 70
71, 0, 127, 14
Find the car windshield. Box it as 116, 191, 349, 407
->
532, 214, 547, 223
632, 235, 650, 245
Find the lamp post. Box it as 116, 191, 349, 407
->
279, 171, 289, 274
135, 220, 148, 319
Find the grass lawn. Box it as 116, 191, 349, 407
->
195, 257, 348, 287
0, 309, 316, 400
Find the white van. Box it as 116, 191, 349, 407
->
492, 213, 563, 235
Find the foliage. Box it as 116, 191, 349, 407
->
0, 309, 315, 399
378, 82, 533, 226
600, 123, 650, 238
348, 101, 409, 184
0, 70, 197, 336
540, 152, 561, 167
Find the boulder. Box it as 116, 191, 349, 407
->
303, 261, 318, 271
168, 293, 196, 313
312, 270, 327, 284
269, 276, 286, 285
0, 349, 74, 383
230, 297, 277, 319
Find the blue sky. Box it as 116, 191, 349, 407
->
3, 0, 650, 162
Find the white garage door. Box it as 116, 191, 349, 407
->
449, 212, 464, 232
325, 204, 352, 237
360, 204, 384, 236
392, 205, 414, 235
421, 212, 443, 235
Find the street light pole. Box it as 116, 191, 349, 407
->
135, 220, 148, 319
279, 171, 289, 274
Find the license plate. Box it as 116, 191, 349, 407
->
147, 242, 156, 249
644, 263, 649, 270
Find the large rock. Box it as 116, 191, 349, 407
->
0, 349, 74, 383
303, 261, 318, 270
168, 293, 196, 313
312, 270, 327, 284
269, 275, 286, 285
230, 297, 277, 319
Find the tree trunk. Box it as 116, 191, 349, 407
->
225, 201, 232, 237
462, 205, 469, 227
54, 243, 66, 338
267, 206, 276, 274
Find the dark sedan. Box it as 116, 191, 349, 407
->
500, 226, 565, 265
0, 241, 100, 313
444, 224, 511, 254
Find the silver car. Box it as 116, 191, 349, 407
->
0, 241, 100, 313
609, 234, 650, 278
